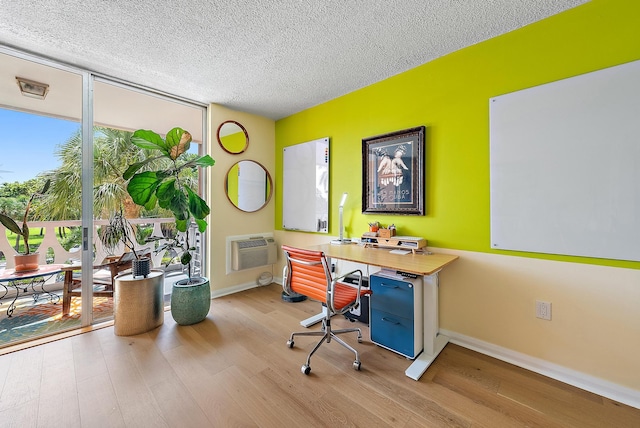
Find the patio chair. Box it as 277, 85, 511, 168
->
61, 250, 150, 315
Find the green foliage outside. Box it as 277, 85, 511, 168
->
0, 125, 201, 264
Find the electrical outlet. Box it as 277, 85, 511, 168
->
536, 300, 552, 320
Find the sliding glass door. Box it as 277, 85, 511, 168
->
0, 49, 88, 344
92, 79, 206, 306
0, 48, 206, 348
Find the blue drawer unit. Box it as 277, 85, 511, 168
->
369, 273, 423, 359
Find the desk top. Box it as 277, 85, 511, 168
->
307, 243, 458, 276
0, 264, 65, 281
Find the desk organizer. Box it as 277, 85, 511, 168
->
360, 236, 427, 253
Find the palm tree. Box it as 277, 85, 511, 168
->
40, 127, 144, 220
41, 126, 199, 221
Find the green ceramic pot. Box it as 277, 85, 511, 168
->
170, 277, 210, 325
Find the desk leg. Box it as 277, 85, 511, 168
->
405, 272, 449, 380
300, 305, 328, 327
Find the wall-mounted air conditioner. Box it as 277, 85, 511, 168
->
230, 236, 277, 271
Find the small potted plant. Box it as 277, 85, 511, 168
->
0, 179, 50, 272
123, 127, 215, 325
99, 208, 151, 278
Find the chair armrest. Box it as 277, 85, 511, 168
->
282, 265, 293, 295
61, 264, 81, 272
330, 269, 367, 314
333, 269, 363, 290
93, 260, 117, 270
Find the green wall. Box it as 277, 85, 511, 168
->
275, 0, 640, 268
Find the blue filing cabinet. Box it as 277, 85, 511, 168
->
369, 272, 423, 359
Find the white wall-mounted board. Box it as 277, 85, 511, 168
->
283, 137, 329, 233
490, 59, 640, 261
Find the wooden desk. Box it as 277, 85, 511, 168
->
305, 243, 458, 381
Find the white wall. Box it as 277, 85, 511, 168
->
207, 105, 275, 293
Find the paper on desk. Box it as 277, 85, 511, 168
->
389, 249, 411, 255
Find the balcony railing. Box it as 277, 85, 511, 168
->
0, 218, 186, 271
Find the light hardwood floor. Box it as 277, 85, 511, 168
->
0, 284, 638, 427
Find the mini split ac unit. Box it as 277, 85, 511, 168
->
231, 236, 277, 271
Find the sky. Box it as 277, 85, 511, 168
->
0, 108, 80, 183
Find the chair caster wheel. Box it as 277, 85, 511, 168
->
287, 340, 294, 348
357, 337, 363, 343
301, 365, 311, 375
353, 360, 361, 371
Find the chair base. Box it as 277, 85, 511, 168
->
287, 317, 363, 375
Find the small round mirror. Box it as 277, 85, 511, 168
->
217, 120, 249, 154
225, 160, 273, 212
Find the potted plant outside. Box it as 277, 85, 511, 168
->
123, 127, 215, 325
0, 180, 50, 272
100, 208, 152, 278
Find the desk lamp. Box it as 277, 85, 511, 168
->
331, 192, 351, 245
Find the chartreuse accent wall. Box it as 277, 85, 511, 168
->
274, 0, 640, 406
276, 0, 640, 270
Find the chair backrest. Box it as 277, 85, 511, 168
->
282, 245, 331, 304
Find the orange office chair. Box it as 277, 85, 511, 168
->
282, 245, 372, 375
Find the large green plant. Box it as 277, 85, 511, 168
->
0, 180, 50, 255
123, 127, 214, 278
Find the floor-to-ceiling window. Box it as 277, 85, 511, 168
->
93, 78, 207, 305
0, 48, 206, 348
0, 49, 86, 345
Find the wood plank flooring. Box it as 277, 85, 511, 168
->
0, 284, 638, 427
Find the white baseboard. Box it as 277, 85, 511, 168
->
211, 276, 284, 300
210, 282, 262, 299
440, 329, 640, 410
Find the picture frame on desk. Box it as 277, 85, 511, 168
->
362, 126, 425, 215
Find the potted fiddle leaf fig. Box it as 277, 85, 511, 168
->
0, 179, 50, 272
123, 127, 215, 325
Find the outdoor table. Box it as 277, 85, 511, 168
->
0, 264, 64, 317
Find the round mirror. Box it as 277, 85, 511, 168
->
225, 160, 273, 212
217, 120, 249, 154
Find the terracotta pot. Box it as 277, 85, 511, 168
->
14, 253, 39, 272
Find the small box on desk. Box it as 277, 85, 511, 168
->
378, 228, 396, 238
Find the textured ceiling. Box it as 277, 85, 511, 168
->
0, 0, 587, 120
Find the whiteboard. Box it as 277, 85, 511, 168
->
283, 137, 329, 232
490, 59, 640, 261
